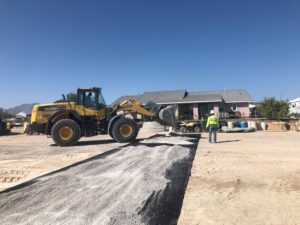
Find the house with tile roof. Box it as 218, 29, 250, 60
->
112, 89, 253, 119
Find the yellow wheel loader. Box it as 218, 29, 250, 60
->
29, 87, 176, 146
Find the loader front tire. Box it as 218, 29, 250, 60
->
112, 117, 138, 143
51, 119, 81, 146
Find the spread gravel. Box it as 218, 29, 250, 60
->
140, 136, 196, 146
0, 135, 199, 225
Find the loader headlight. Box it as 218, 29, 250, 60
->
37, 114, 43, 120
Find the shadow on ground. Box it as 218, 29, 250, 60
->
0, 132, 23, 136
50, 138, 149, 147
216, 140, 240, 144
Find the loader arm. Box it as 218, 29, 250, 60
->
112, 98, 176, 128
113, 98, 156, 117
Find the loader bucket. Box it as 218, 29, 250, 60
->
158, 105, 177, 128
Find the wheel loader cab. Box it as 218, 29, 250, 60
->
76, 87, 106, 110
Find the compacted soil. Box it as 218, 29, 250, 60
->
178, 131, 300, 225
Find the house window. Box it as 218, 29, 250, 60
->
219, 105, 224, 112
179, 104, 194, 120
231, 103, 237, 111
207, 103, 214, 112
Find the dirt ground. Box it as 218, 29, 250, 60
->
178, 131, 300, 225
1, 129, 300, 224
0, 128, 156, 192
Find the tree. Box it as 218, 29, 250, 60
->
258, 97, 289, 120
66, 93, 77, 102
0, 111, 12, 119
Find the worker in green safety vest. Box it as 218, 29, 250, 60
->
206, 110, 220, 143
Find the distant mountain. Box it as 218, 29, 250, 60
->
4, 103, 38, 115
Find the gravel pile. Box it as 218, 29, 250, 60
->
0, 135, 199, 225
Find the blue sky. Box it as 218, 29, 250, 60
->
0, 0, 299, 108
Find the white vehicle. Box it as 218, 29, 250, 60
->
289, 98, 300, 117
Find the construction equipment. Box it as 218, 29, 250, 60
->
0, 119, 12, 135
29, 87, 176, 146
178, 120, 202, 133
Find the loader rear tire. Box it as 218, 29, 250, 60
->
112, 117, 138, 143
51, 119, 81, 147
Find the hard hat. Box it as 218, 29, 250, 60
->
210, 110, 215, 115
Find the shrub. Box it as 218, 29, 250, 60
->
258, 97, 289, 120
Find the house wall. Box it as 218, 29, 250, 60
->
213, 103, 219, 115
224, 102, 250, 117
175, 102, 250, 120
192, 104, 199, 120
177, 103, 201, 120
289, 101, 300, 114
175, 106, 179, 117
225, 102, 250, 117
225, 103, 235, 112
237, 102, 250, 117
